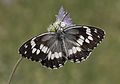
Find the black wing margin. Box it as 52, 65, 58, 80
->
19, 33, 67, 69
64, 25, 105, 63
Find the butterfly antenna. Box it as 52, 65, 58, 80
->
8, 57, 23, 84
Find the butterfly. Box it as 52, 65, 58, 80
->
19, 7, 105, 69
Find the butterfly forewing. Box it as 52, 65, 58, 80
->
19, 33, 67, 69
64, 25, 105, 63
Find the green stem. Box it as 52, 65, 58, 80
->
8, 57, 23, 84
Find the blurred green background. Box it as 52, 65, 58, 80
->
0, 0, 120, 84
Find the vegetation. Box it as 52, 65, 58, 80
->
0, 0, 120, 84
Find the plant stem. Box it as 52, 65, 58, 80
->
8, 57, 23, 84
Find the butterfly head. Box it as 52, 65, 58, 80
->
47, 6, 74, 32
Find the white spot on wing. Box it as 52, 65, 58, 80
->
32, 48, 37, 53
76, 47, 81, 52
32, 44, 36, 49
94, 29, 97, 33
84, 26, 92, 36
46, 48, 50, 53
81, 57, 86, 61
24, 51, 27, 54
85, 38, 90, 43
48, 51, 52, 60
43, 47, 48, 53
31, 40, 36, 49
75, 42, 80, 46
55, 52, 59, 58
75, 59, 79, 61
42, 46, 47, 53
59, 64, 63, 67
75, 61, 80, 63
88, 36, 93, 41
81, 57, 84, 59
80, 35, 84, 40
86, 27, 91, 33
58, 52, 62, 57
24, 44, 28, 48
36, 49, 40, 55
97, 35, 100, 38
77, 39, 84, 45
72, 47, 77, 54
86, 32, 92, 36
40, 44, 44, 49
53, 65, 56, 68
30, 37, 36, 48
68, 49, 72, 55
51, 54, 55, 60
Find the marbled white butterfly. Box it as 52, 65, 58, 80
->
19, 7, 105, 69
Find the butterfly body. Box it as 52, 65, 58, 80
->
19, 7, 105, 69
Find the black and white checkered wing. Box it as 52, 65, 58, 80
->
19, 33, 66, 69
64, 25, 105, 63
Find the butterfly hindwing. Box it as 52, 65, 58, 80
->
19, 33, 67, 69
40, 37, 67, 69
64, 25, 105, 63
